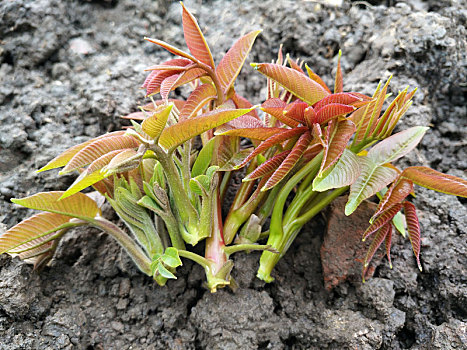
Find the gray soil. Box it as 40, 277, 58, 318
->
1, 0, 466, 349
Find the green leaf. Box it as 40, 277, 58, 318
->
368, 126, 428, 164
157, 263, 177, 279
345, 158, 398, 216
252, 63, 330, 105
313, 149, 361, 192
161, 247, 182, 268
218, 149, 252, 172
392, 211, 406, 237
159, 107, 255, 151
141, 104, 173, 139
11, 192, 100, 221
216, 30, 262, 94
191, 136, 216, 177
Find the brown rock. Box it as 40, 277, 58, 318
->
321, 196, 395, 290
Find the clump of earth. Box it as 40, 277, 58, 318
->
1, 0, 466, 349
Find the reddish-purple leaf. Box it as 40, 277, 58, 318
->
252, 63, 330, 105
145, 70, 180, 96
263, 132, 312, 190
144, 37, 196, 62
313, 92, 366, 111
362, 203, 403, 241
181, 2, 215, 68
315, 103, 355, 125
283, 100, 307, 124
160, 74, 181, 100
404, 201, 422, 271
385, 226, 393, 268
237, 127, 308, 168
402, 166, 467, 198
372, 178, 413, 220
142, 58, 192, 87
363, 223, 392, 280
217, 127, 286, 141
334, 51, 343, 93
147, 68, 206, 96
319, 119, 355, 174
305, 63, 331, 94
244, 150, 290, 181
179, 83, 217, 119
261, 98, 300, 127
303, 107, 316, 127
216, 30, 262, 94
286, 54, 305, 73
61, 134, 140, 173
231, 93, 259, 119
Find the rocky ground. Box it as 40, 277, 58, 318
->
0, 0, 466, 349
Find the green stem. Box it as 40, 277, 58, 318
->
257, 186, 348, 282
267, 152, 323, 247
178, 249, 211, 268
223, 244, 278, 257
93, 217, 152, 276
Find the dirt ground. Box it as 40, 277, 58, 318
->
0, 0, 466, 349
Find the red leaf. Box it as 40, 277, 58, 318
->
160, 74, 181, 100
142, 58, 192, 87
320, 119, 356, 174
231, 93, 259, 119
261, 98, 300, 127
252, 63, 330, 105
334, 51, 343, 93
181, 2, 215, 68
217, 127, 286, 141
144, 37, 196, 62
315, 103, 355, 125
305, 63, 331, 93
372, 178, 413, 220
245, 150, 290, 181
363, 223, 392, 277
263, 132, 312, 190
237, 127, 308, 168
385, 226, 393, 268
303, 107, 317, 127
362, 203, 403, 241
313, 92, 366, 111
402, 166, 467, 198
283, 100, 307, 124
216, 30, 262, 94
179, 83, 217, 119
404, 201, 422, 271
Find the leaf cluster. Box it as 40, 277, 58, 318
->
2, 3, 466, 293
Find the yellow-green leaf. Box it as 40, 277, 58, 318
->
11, 192, 100, 221
142, 104, 173, 139
0, 212, 76, 255
158, 107, 255, 151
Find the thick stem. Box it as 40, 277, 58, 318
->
204, 190, 227, 275
257, 186, 348, 282
93, 217, 152, 276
